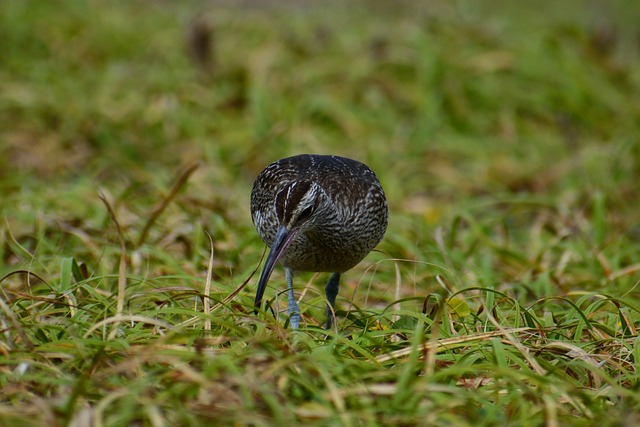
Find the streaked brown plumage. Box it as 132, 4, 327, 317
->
251, 154, 388, 328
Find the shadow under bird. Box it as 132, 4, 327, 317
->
251, 154, 388, 329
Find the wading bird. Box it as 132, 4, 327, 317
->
251, 154, 388, 328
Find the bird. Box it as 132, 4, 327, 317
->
251, 154, 388, 329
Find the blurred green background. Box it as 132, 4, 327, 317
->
2, 0, 639, 291
3, 1, 639, 192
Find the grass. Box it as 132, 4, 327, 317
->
1, 0, 640, 425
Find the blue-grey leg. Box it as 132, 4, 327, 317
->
285, 267, 300, 329
324, 272, 341, 328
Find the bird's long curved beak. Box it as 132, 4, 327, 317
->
254, 224, 298, 313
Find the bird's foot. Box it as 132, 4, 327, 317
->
289, 312, 301, 330
287, 297, 301, 330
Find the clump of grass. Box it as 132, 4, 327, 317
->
1, 0, 640, 425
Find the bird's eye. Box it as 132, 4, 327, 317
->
298, 206, 314, 221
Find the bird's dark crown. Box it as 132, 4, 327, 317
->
275, 180, 322, 229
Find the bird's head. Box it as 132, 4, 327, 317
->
254, 180, 326, 313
